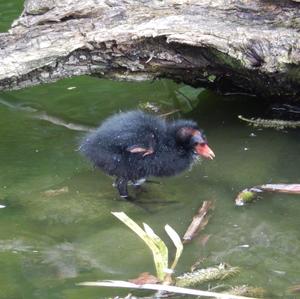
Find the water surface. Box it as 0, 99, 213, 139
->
0, 76, 299, 299
0, 0, 23, 32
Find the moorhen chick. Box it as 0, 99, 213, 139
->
80, 110, 215, 199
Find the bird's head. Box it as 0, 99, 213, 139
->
175, 124, 215, 160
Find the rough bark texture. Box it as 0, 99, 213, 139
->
0, 0, 300, 99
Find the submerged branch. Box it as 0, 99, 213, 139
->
182, 200, 213, 243
0, 98, 93, 132
288, 284, 300, 294
227, 285, 266, 298
33, 112, 93, 132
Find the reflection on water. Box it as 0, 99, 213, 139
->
0, 76, 299, 298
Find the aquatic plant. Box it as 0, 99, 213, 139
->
111, 212, 183, 282
238, 115, 300, 129
176, 263, 240, 287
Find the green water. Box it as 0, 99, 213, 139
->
1, 2, 300, 299
0, 0, 23, 32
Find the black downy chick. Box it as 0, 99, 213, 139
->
80, 110, 215, 199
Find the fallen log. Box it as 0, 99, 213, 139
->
235, 184, 300, 206
0, 0, 300, 99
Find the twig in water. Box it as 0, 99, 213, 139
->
183, 200, 214, 243
0, 98, 94, 132
227, 285, 266, 298
33, 112, 94, 132
288, 284, 300, 293
159, 109, 181, 118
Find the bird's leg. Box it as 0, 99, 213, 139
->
115, 177, 129, 199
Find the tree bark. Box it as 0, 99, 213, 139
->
0, 0, 300, 99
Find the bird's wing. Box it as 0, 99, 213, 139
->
126, 132, 157, 157
126, 145, 154, 156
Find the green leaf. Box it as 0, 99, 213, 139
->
143, 223, 168, 279
112, 212, 168, 281
165, 225, 183, 270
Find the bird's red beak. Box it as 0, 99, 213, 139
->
194, 143, 215, 160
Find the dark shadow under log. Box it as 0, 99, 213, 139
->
0, 0, 300, 100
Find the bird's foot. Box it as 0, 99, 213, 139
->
129, 178, 146, 186
117, 195, 137, 201
145, 179, 161, 185
129, 178, 161, 186
119, 194, 136, 201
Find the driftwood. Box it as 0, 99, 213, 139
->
235, 184, 300, 206
32, 111, 93, 132
0, 0, 300, 100
182, 200, 213, 243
